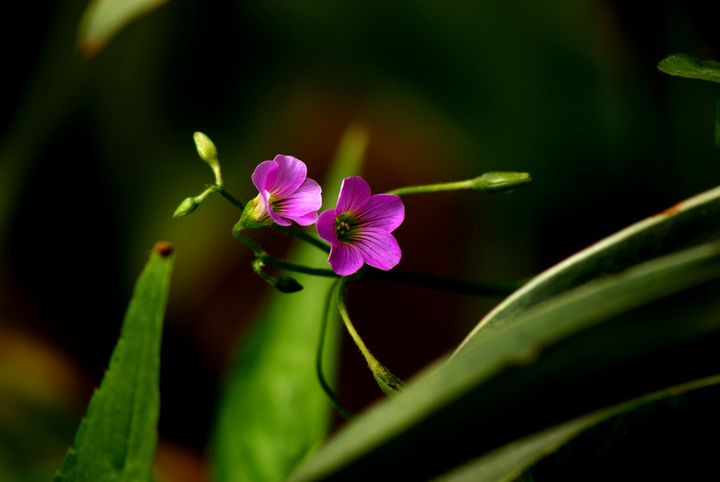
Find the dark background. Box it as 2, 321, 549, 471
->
2, 0, 720, 480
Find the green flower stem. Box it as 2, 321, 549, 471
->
231, 223, 265, 257
273, 225, 331, 253
366, 268, 524, 296
216, 186, 245, 211
231, 219, 522, 298
336, 277, 406, 396
251, 258, 274, 283
234, 242, 522, 297
386, 172, 531, 196
260, 256, 338, 278
317, 281, 355, 420
335, 278, 380, 372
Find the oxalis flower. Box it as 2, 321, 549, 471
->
317, 176, 404, 276
239, 155, 322, 228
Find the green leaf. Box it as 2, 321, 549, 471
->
54, 242, 175, 482
657, 54, 720, 152
657, 53, 720, 83
287, 240, 720, 481
454, 184, 720, 356
714, 84, 720, 151
434, 375, 720, 482
211, 126, 369, 482
78, 0, 170, 58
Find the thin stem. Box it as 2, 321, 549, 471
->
335, 277, 381, 371
231, 226, 265, 257
250, 249, 521, 297
231, 216, 523, 297
317, 280, 355, 420
273, 224, 331, 253
386, 172, 531, 196
216, 186, 245, 211
386, 179, 475, 196
260, 256, 339, 278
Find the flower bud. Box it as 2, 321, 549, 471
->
193, 132, 218, 164
272, 276, 303, 293
471, 172, 531, 193
372, 364, 405, 397
173, 197, 200, 218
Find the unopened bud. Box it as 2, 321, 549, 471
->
471, 172, 531, 193
272, 276, 303, 293
193, 132, 218, 164
372, 364, 405, 397
173, 197, 200, 218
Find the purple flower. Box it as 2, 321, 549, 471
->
240, 155, 322, 228
317, 176, 404, 276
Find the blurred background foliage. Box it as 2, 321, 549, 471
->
1, 0, 719, 480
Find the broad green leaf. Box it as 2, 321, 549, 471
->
432, 374, 720, 482
78, 0, 170, 58
455, 184, 720, 356
54, 242, 175, 481
657, 54, 720, 83
211, 126, 368, 482
288, 240, 720, 481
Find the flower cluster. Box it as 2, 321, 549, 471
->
240, 155, 405, 276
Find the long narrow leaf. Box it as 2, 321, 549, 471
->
288, 241, 720, 481
455, 184, 720, 356
432, 374, 720, 482
54, 241, 174, 481
78, 0, 169, 58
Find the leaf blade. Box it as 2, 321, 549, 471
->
657, 53, 720, 83
433, 375, 720, 482
454, 184, 720, 356
78, 0, 170, 58
288, 241, 720, 481
54, 242, 174, 481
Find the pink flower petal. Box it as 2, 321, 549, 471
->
271, 155, 307, 199
316, 209, 339, 245
328, 243, 365, 276
353, 228, 402, 271
336, 176, 372, 213
359, 193, 404, 232
272, 178, 322, 222
251, 161, 278, 193
288, 210, 319, 226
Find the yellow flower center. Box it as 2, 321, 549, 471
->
334, 213, 357, 242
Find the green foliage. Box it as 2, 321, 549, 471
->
288, 186, 720, 481
53, 242, 174, 482
658, 53, 720, 152
77, 0, 170, 58
437, 375, 720, 482
455, 184, 720, 356
211, 127, 368, 482
4, 2, 720, 481
657, 54, 720, 83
